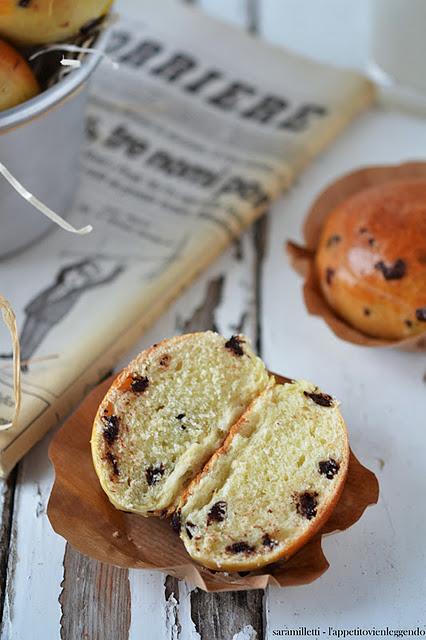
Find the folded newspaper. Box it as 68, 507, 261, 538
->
0, 0, 374, 476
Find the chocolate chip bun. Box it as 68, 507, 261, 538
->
91, 332, 269, 515
0, 0, 112, 46
92, 331, 349, 572
0, 39, 39, 111
315, 179, 426, 340
175, 380, 348, 572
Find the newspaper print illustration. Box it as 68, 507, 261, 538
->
1, 259, 123, 371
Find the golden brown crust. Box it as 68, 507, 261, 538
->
315, 179, 426, 340
177, 384, 349, 572
0, 39, 39, 111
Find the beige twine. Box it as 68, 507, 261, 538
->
30, 45, 119, 70
0, 295, 21, 432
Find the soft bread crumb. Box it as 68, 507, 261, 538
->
91, 332, 269, 514
177, 380, 348, 571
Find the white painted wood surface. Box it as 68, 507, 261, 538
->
1, 1, 425, 638
262, 108, 426, 635
0, 432, 65, 640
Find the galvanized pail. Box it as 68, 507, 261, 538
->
0, 29, 109, 258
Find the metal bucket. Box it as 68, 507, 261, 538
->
0, 29, 109, 259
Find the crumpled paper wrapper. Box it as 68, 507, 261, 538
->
48, 375, 379, 592
287, 161, 426, 351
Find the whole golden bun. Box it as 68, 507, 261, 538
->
315, 179, 426, 340
0, 0, 112, 46
0, 39, 39, 111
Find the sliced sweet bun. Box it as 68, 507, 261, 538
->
0, 39, 39, 111
175, 380, 349, 572
0, 0, 112, 46
91, 332, 270, 516
315, 179, 426, 340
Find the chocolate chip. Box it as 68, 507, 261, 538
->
364, 307, 371, 316
325, 267, 335, 285
295, 492, 318, 520
416, 307, 426, 322
225, 541, 255, 554
101, 415, 120, 444
185, 522, 197, 539
207, 501, 227, 525
171, 511, 181, 534
131, 376, 149, 393
304, 390, 334, 407
159, 354, 171, 367
145, 464, 165, 486
225, 335, 245, 356
326, 234, 341, 247
359, 227, 368, 234
374, 259, 406, 280
106, 452, 120, 477
175, 413, 186, 430
405, 319, 413, 328
17, 0, 31, 6
368, 237, 376, 247
262, 534, 278, 549
319, 459, 340, 479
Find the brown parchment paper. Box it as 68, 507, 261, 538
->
286, 161, 426, 351
48, 375, 379, 593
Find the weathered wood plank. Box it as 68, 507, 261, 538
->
164, 576, 181, 639
60, 546, 131, 640
128, 571, 169, 640
178, 582, 200, 640
0, 471, 17, 629
191, 589, 263, 640
179, 276, 223, 334
252, 218, 270, 355
0, 432, 65, 640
